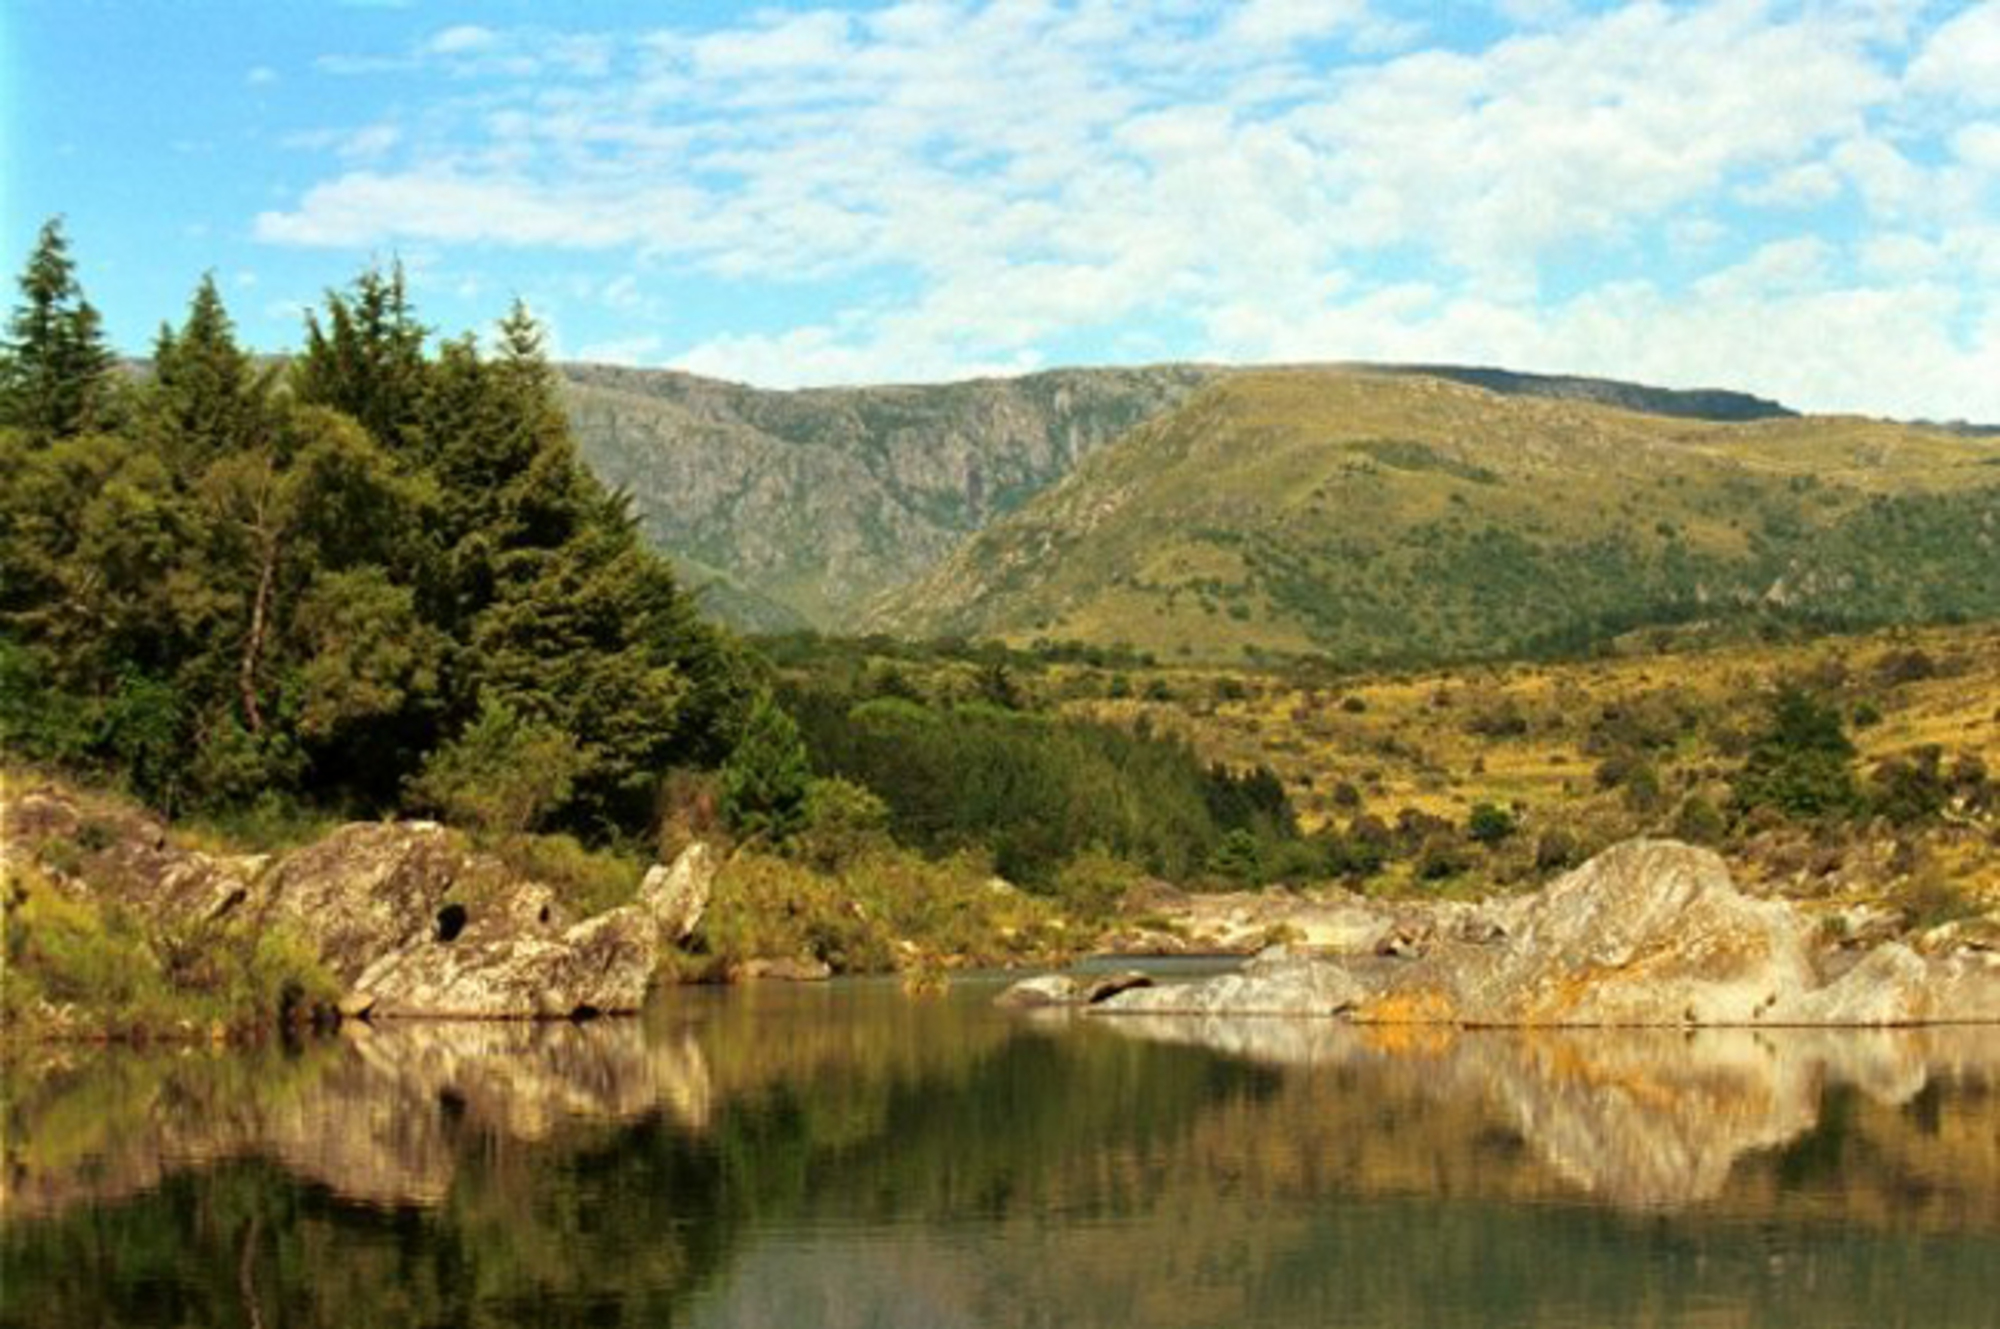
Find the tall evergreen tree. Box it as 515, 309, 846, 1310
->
0, 219, 117, 440
292, 263, 428, 455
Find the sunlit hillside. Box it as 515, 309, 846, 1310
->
873, 369, 2000, 664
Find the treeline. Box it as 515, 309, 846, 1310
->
783, 682, 1300, 888
0, 220, 754, 842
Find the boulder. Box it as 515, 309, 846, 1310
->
994, 974, 1080, 1008
639, 842, 716, 945
994, 970, 1156, 1009
258, 822, 663, 1018
1430, 839, 1818, 1026
1099, 949, 1370, 1017
1767, 944, 2000, 1026
1091, 839, 2000, 1028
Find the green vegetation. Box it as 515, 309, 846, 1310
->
781, 681, 1302, 888
874, 369, 2000, 666
2, 858, 336, 1043
1732, 686, 1860, 820
0, 222, 752, 843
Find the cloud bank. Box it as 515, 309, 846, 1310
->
257, 1, 2000, 418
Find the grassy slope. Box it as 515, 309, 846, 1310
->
873, 369, 2000, 664
1053, 621, 2000, 903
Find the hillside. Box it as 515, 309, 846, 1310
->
559, 364, 1220, 628
871, 369, 2000, 663
557, 362, 1807, 632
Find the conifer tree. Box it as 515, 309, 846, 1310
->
0, 219, 117, 440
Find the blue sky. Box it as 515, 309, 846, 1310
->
7, 0, 2000, 418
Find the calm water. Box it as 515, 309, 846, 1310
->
4, 973, 1999, 1328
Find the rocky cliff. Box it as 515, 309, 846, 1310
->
560, 363, 1219, 629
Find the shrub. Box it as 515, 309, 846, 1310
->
1052, 847, 1143, 920
1206, 828, 1264, 883
1671, 794, 1728, 845
407, 696, 585, 835
1732, 686, 1858, 820
1869, 747, 1949, 827
1467, 802, 1516, 845
1416, 833, 1472, 882
1534, 828, 1580, 873
793, 776, 892, 871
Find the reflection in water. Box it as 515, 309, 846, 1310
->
4, 981, 2000, 1328
1094, 1016, 2000, 1209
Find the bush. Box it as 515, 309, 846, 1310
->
1534, 828, 1580, 873
1467, 802, 1516, 845
1671, 794, 1728, 845
407, 696, 585, 835
1869, 746, 1949, 827
1732, 686, 1858, 820
1206, 828, 1264, 883
1051, 847, 1143, 920
1415, 833, 1472, 882
793, 776, 892, 871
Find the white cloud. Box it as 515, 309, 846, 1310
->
425, 25, 499, 57
1909, 4, 2000, 104
575, 333, 665, 366
256, 2, 2000, 417
1223, 0, 1371, 46
247, 65, 278, 87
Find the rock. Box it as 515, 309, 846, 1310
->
1091, 839, 2000, 1028
353, 907, 659, 1019
259, 821, 660, 1019
1078, 971, 1155, 1004
995, 975, 1080, 1008
1098, 950, 1370, 1017
1428, 839, 1818, 1026
638, 843, 716, 945
730, 957, 833, 982
1768, 944, 2000, 1026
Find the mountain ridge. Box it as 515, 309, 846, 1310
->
558, 359, 1833, 632
867, 367, 2000, 664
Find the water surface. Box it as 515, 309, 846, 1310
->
4, 975, 1998, 1328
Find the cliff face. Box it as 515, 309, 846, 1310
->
560, 364, 1220, 629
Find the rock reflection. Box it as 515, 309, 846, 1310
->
1097, 1016, 2000, 1209
2, 1019, 714, 1218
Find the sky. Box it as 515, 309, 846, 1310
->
6, 0, 1999, 419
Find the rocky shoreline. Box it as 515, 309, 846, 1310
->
3, 782, 720, 1027
1006, 840, 2000, 1027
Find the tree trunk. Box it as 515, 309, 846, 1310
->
240, 527, 279, 734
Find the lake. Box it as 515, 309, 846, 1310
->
4, 972, 1999, 1328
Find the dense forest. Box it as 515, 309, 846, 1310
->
0, 220, 754, 848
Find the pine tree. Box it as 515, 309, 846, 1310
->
0, 219, 117, 440
720, 691, 813, 841
292, 264, 428, 455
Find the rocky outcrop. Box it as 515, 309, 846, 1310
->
4, 781, 716, 1022
1082, 840, 2000, 1027
1040, 950, 1367, 1017
639, 842, 716, 945
254, 822, 688, 1019
993, 970, 1155, 1009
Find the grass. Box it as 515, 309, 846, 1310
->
696, 843, 1075, 975
2, 859, 338, 1044
874, 369, 2000, 665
